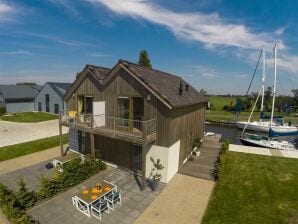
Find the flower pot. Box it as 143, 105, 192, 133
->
151, 177, 161, 191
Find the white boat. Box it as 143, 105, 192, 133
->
236, 45, 298, 133
240, 133, 296, 150
240, 44, 297, 150
236, 121, 298, 133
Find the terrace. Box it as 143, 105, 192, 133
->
60, 112, 157, 144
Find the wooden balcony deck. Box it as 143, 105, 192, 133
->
60, 114, 157, 144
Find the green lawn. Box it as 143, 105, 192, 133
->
0, 134, 68, 162
202, 151, 298, 224
205, 110, 298, 124
0, 112, 58, 122
208, 96, 244, 111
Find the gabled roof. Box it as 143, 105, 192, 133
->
65, 60, 207, 109
45, 82, 72, 98
85, 64, 111, 81
120, 60, 207, 108
0, 85, 40, 102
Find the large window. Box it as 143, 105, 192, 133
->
118, 97, 129, 127
45, 94, 50, 112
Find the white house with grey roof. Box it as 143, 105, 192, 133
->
34, 82, 71, 114
0, 85, 41, 113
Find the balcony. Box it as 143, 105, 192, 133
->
60, 112, 157, 143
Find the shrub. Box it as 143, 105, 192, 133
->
37, 155, 106, 200
192, 137, 202, 150
0, 106, 5, 115
15, 178, 37, 209
213, 139, 229, 181
0, 182, 30, 224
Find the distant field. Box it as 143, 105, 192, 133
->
208, 96, 243, 111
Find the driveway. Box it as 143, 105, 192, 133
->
0, 119, 68, 147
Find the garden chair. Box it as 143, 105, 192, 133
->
72, 196, 90, 217
91, 199, 109, 220
105, 190, 121, 210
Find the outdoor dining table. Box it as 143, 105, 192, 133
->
73, 180, 116, 217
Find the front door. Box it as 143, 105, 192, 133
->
54, 104, 59, 114
131, 144, 142, 171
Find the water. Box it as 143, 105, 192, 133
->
205, 123, 296, 145
205, 124, 242, 144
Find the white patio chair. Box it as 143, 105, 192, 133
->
91, 199, 109, 220
72, 196, 90, 217
105, 190, 121, 210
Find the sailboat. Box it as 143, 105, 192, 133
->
236, 46, 298, 134
240, 44, 297, 150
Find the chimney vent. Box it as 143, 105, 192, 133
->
185, 84, 189, 91
179, 81, 183, 96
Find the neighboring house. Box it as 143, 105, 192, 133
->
0, 85, 41, 113
59, 60, 207, 189
35, 82, 72, 114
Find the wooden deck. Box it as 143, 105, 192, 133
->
179, 134, 222, 181
60, 121, 157, 144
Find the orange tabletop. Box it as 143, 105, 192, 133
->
77, 181, 115, 204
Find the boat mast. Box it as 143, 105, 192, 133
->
260, 46, 265, 114
270, 44, 277, 128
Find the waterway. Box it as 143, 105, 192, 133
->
205, 123, 296, 145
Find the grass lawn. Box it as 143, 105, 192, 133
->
0, 134, 68, 162
202, 151, 298, 224
0, 112, 58, 122
205, 110, 298, 124
208, 96, 246, 111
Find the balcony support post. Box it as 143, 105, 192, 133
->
59, 112, 64, 156
90, 132, 95, 157
141, 142, 148, 191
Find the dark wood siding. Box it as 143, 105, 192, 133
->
94, 135, 131, 169
169, 104, 205, 166
66, 69, 171, 147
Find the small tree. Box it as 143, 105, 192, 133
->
138, 50, 152, 68
150, 157, 164, 180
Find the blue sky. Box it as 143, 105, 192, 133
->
0, 0, 297, 95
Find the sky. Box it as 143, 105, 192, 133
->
0, 0, 297, 95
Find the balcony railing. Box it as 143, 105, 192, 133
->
60, 112, 157, 140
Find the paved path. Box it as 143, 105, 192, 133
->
229, 144, 298, 158
0, 145, 66, 175
0, 119, 68, 147
134, 174, 214, 224
179, 135, 222, 180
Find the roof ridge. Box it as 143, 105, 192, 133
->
119, 59, 183, 80
86, 64, 111, 70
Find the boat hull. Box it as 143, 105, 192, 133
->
236, 121, 298, 133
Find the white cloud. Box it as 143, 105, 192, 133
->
0, 1, 14, 21
19, 32, 97, 47
86, 0, 284, 50
0, 50, 32, 55
86, 53, 109, 57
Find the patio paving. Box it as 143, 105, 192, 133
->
0, 159, 53, 191
27, 168, 165, 224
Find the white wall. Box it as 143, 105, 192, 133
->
146, 140, 180, 183
6, 102, 34, 113
93, 101, 105, 127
